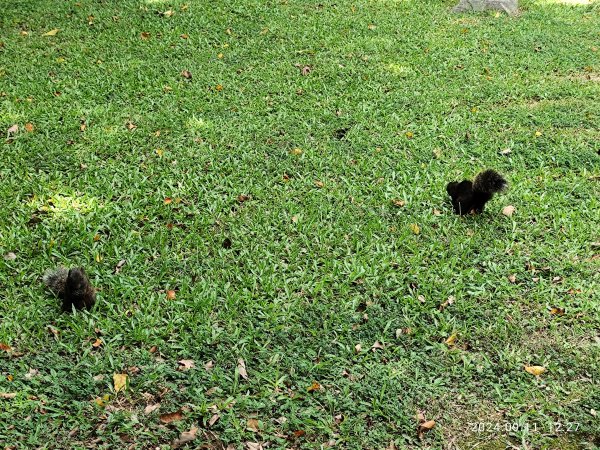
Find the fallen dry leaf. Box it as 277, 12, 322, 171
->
418, 420, 436, 439
237, 194, 251, 203
215, 84, 223, 91
144, 403, 161, 414
177, 360, 195, 371
140, 32, 150, 40
508, 274, 517, 284
163, 9, 174, 17
149, 345, 158, 353
433, 209, 442, 216
307, 381, 321, 392
314, 180, 324, 188
246, 443, 263, 450
204, 360, 214, 371
113, 373, 128, 393
535, 130, 542, 137
247, 418, 259, 432
502, 205, 515, 217
354, 343, 362, 353
550, 307, 565, 316
114, 259, 126, 274
4, 252, 16, 261
410, 223, 420, 235
0, 392, 17, 399
164, 197, 172, 204
92, 338, 103, 348
24, 123, 34, 132
180, 33, 189, 39
160, 410, 184, 424
500, 148, 512, 155
172, 426, 197, 448
43, 28, 60, 36
368, 24, 376, 30
166, 290, 176, 300
292, 430, 306, 438
208, 413, 220, 427
405, 131, 414, 139
392, 199, 405, 207
237, 358, 248, 380
524, 365, 546, 377
126, 121, 137, 130
371, 341, 384, 351
181, 70, 192, 79
290, 148, 303, 155
7, 124, 18, 135
0, 343, 11, 352
445, 333, 457, 346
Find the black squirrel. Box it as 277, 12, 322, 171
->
446, 169, 507, 215
43, 267, 96, 311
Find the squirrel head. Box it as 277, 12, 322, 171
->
66, 267, 90, 293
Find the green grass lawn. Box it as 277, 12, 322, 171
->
1, 0, 599, 448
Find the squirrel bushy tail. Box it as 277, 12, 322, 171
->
446, 169, 507, 215
472, 169, 507, 195
43, 267, 96, 311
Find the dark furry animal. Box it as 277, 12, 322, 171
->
446, 169, 507, 215
43, 267, 96, 311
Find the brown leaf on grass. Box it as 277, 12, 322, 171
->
160, 410, 184, 423
433, 209, 442, 215
164, 197, 172, 204
140, 32, 150, 40
386, 441, 397, 450
418, 420, 436, 439
172, 426, 197, 448
524, 365, 546, 377
392, 199, 405, 207
314, 180, 324, 188
502, 205, 515, 217
237, 358, 248, 379
215, 84, 223, 91
439, 296, 455, 310
371, 341, 384, 351
0, 392, 17, 399
47, 326, 59, 337
247, 418, 259, 432
0, 343, 11, 352
177, 360, 195, 371
181, 70, 192, 79
410, 223, 420, 235
180, 34, 189, 39
144, 403, 161, 414
7, 124, 18, 135
508, 274, 517, 284
113, 373, 128, 392
126, 121, 137, 130
24, 123, 34, 132
208, 413, 220, 427
354, 343, 362, 353
92, 338, 103, 348
43, 29, 60, 36
204, 360, 214, 371
149, 345, 158, 353
500, 148, 512, 155
80, 120, 86, 132
237, 194, 251, 203
113, 259, 127, 274
4, 252, 16, 261
550, 307, 565, 316
307, 381, 321, 392
166, 290, 176, 300
246, 443, 263, 450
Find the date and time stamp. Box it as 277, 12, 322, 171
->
467, 421, 584, 434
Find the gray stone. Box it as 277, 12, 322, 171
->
452, 0, 518, 15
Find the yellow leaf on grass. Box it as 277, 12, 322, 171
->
156, 148, 164, 157
534, 130, 542, 137
410, 223, 420, 235
524, 365, 546, 377
445, 333, 457, 346
43, 29, 60, 36
307, 381, 321, 392
113, 373, 128, 392
24, 123, 34, 132
405, 131, 414, 139
290, 148, 303, 155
